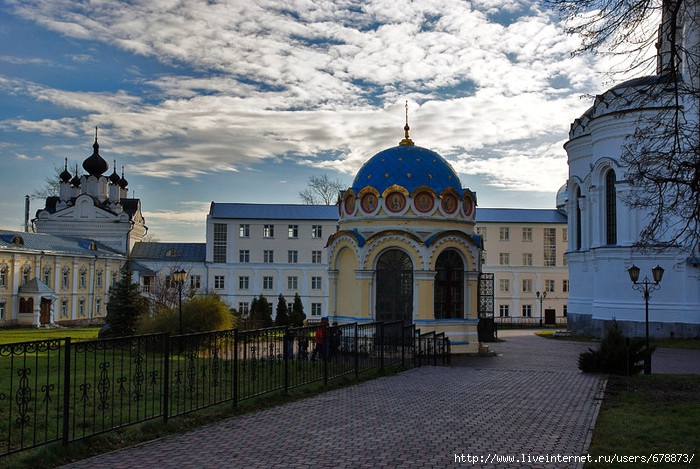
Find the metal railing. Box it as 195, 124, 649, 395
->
0, 321, 449, 458
495, 316, 568, 328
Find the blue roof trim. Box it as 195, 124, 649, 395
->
348, 230, 366, 247
210, 203, 338, 221
475, 208, 567, 223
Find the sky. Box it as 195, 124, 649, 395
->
0, 0, 611, 242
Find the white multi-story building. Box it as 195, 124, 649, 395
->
202, 203, 338, 319
477, 207, 569, 327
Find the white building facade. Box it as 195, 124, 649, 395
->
564, 4, 700, 338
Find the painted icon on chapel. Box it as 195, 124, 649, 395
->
344, 194, 356, 215
386, 192, 406, 213
361, 193, 378, 213
414, 191, 434, 213
441, 194, 457, 214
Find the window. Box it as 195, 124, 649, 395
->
43, 267, 51, 287
522, 253, 533, 266
190, 275, 201, 289
238, 302, 249, 316
499, 253, 510, 265
499, 279, 510, 293
0, 302, 4, 319
239, 224, 250, 238
288, 225, 298, 238
476, 227, 487, 240
264, 250, 274, 263
287, 276, 298, 290
312, 250, 323, 264
79, 298, 85, 317
499, 304, 510, 317
288, 250, 298, 263
522, 304, 532, 317
434, 249, 464, 319
62, 268, 70, 289
112, 270, 118, 286
311, 303, 322, 317
61, 299, 68, 318
545, 279, 556, 293
563, 304, 568, 317
311, 276, 322, 290
263, 224, 275, 238
605, 169, 617, 245
543, 228, 556, 267
562, 228, 568, 242
0, 268, 5, 287
214, 275, 225, 289
312, 225, 323, 238
239, 250, 250, 263
239, 276, 249, 290
499, 227, 509, 241
575, 186, 582, 250
563, 279, 569, 293
22, 266, 30, 285
263, 276, 273, 290
96, 271, 103, 289
522, 279, 533, 293
95, 298, 102, 316
142, 276, 152, 293
213, 223, 227, 263
522, 227, 533, 241
79, 269, 87, 289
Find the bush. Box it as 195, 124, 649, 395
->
138, 294, 234, 335
578, 320, 654, 375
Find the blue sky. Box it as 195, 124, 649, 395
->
0, 0, 609, 242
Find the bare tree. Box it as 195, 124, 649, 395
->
299, 173, 345, 205
547, 0, 700, 254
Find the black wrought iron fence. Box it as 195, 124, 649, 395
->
0, 321, 450, 458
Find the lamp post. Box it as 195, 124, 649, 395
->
536, 291, 547, 327
627, 264, 664, 375
173, 269, 187, 336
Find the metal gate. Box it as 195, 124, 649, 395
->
477, 272, 496, 341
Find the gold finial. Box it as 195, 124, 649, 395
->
399, 100, 414, 146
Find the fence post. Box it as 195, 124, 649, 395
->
233, 329, 239, 407
163, 333, 170, 422
379, 322, 385, 372
61, 337, 71, 446
354, 323, 359, 379
283, 325, 290, 394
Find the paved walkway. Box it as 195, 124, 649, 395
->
62, 330, 700, 469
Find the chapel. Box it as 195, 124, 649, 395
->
326, 109, 483, 353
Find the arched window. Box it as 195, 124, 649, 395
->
375, 249, 413, 323
434, 250, 464, 319
575, 186, 582, 251
605, 169, 617, 245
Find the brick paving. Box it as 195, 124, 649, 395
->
61, 330, 700, 469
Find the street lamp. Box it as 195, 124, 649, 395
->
173, 269, 187, 335
536, 291, 547, 327
627, 264, 664, 374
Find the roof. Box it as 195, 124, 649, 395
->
209, 203, 338, 221
475, 208, 567, 224
130, 242, 206, 262
0, 230, 124, 257
207, 204, 565, 224
351, 145, 464, 195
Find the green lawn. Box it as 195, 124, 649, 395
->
0, 327, 101, 345
586, 375, 700, 468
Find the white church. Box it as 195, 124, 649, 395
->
563, 2, 700, 338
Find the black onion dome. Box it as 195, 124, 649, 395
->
118, 166, 128, 188
60, 158, 72, 182
82, 138, 109, 177
109, 160, 121, 184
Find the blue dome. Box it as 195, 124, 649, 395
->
351, 145, 462, 194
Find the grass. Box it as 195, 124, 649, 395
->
1, 365, 402, 469
536, 329, 700, 349
585, 374, 700, 468
0, 327, 101, 345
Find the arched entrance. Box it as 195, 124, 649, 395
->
434, 250, 464, 319
375, 249, 413, 323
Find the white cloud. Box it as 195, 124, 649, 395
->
3, 0, 604, 196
